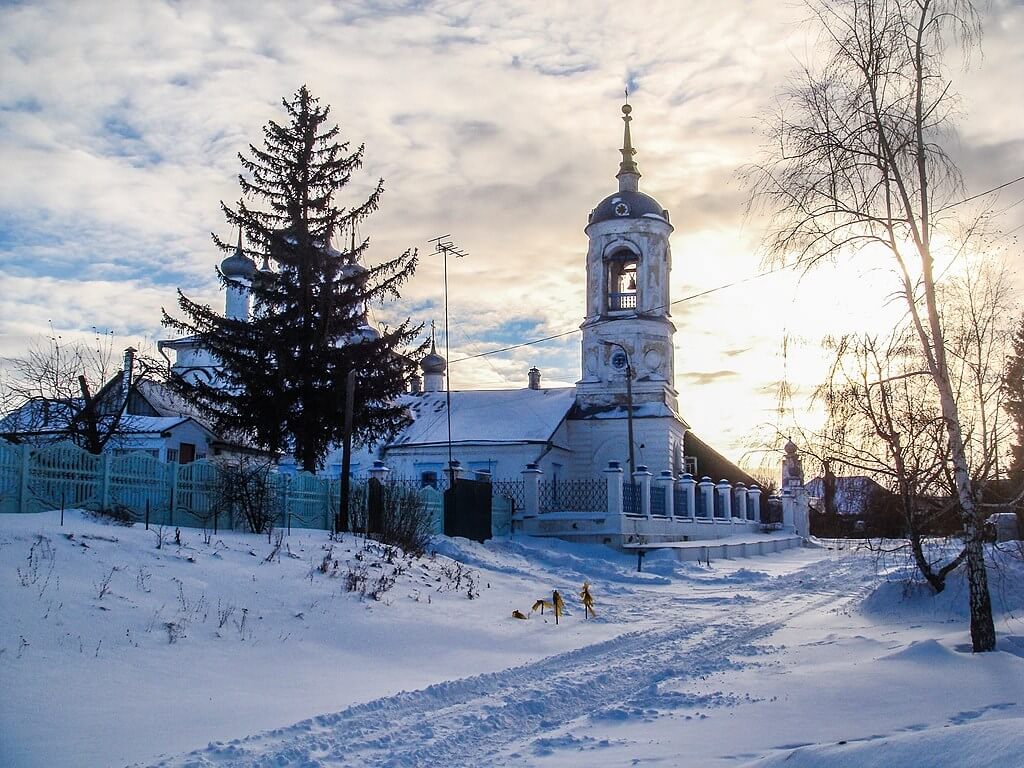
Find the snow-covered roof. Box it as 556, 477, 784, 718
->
118, 415, 212, 436
388, 387, 576, 448
134, 378, 204, 420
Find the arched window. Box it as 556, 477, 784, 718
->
606, 249, 638, 312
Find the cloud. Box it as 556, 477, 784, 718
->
681, 370, 741, 386
1, 0, 1021, 461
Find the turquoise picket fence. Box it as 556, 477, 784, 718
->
0, 441, 460, 539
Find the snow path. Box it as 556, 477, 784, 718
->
153, 554, 871, 767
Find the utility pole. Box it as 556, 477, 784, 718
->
428, 235, 467, 485
337, 368, 356, 533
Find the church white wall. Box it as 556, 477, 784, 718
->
316, 439, 572, 482
225, 281, 251, 321
565, 416, 686, 479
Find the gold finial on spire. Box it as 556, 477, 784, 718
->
617, 92, 640, 191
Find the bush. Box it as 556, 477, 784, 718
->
90, 504, 135, 526
377, 482, 433, 556
211, 458, 279, 534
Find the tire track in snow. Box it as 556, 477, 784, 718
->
153, 553, 872, 768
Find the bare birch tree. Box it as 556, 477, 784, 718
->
748, 0, 999, 650
818, 260, 1015, 594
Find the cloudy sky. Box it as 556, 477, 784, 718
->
1, 0, 1021, 471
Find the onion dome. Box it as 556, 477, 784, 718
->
220, 230, 257, 280
356, 323, 381, 343
258, 253, 274, 278
590, 190, 668, 225
421, 335, 446, 375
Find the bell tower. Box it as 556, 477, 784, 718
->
576, 102, 679, 415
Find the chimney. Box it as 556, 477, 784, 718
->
528, 367, 541, 390
409, 372, 422, 394
122, 347, 137, 403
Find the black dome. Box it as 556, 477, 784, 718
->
220, 250, 256, 280
589, 190, 668, 226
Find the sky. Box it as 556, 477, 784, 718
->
0, 0, 1022, 473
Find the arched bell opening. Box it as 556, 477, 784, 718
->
606, 249, 638, 313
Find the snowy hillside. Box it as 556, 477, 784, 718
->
2, 511, 1024, 767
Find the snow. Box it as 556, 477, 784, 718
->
392, 388, 576, 446
2, 512, 1024, 767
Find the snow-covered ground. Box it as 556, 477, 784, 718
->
2, 511, 1024, 767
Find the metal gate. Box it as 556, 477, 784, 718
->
444, 478, 492, 542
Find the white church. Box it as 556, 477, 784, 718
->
341, 104, 760, 492
158, 103, 809, 547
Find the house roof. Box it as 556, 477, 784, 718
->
683, 431, 759, 488
134, 378, 204, 420
806, 475, 889, 516
386, 387, 576, 448
117, 415, 214, 436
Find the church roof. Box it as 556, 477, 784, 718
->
589, 189, 668, 226
387, 387, 576, 448
683, 431, 759, 488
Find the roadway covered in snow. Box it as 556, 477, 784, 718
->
3, 511, 1024, 767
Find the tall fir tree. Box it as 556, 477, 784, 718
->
1006, 314, 1024, 485
163, 86, 423, 472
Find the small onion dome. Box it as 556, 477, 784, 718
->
221, 232, 256, 280
421, 338, 446, 375
340, 261, 368, 280
356, 323, 381, 343
258, 253, 274, 278
589, 190, 668, 226
784, 438, 798, 456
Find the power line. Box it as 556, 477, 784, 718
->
449, 264, 788, 364
936, 174, 1024, 213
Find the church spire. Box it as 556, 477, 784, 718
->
616, 96, 641, 192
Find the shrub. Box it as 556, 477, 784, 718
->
378, 482, 434, 556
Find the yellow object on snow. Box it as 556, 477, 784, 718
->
580, 582, 596, 619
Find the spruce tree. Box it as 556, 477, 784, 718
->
163, 86, 423, 472
1006, 314, 1024, 485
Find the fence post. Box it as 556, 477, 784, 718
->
748, 484, 762, 523
281, 474, 290, 532
19, 443, 31, 514
522, 463, 542, 517
734, 482, 747, 522
99, 452, 112, 511
657, 471, 674, 517
716, 479, 733, 524
679, 473, 696, 518
604, 461, 624, 516
323, 476, 331, 531
634, 466, 653, 518
168, 462, 178, 526
699, 476, 715, 519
